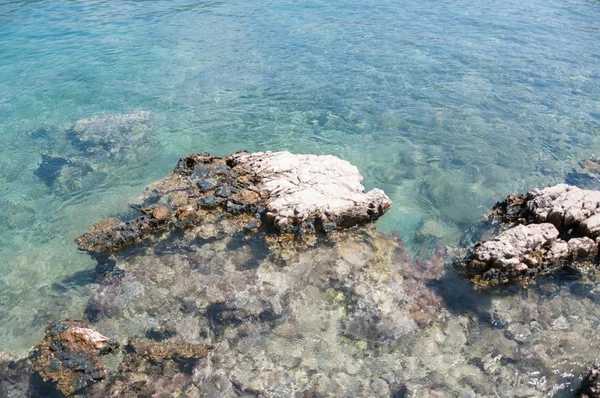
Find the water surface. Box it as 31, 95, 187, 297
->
0, 0, 599, 393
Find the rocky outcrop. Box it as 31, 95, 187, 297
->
460, 184, 600, 285
492, 184, 600, 232
466, 224, 567, 284
75, 151, 392, 254
577, 366, 600, 398
31, 320, 117, 396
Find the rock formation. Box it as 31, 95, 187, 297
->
460, 184, 600, 285
566, 159, 600, 190
33, 112, 154, 194
31, 320, 117, 396
90, 338, 209, 397
75, 151, 392, 254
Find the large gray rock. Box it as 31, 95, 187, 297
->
228, 151, 392, 232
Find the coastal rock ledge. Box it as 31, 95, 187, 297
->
75, 151, 392, 253
459, 184, 600, 285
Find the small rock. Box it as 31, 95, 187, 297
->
580, 214, 600, 238
198, 195, 223, 209
151, 206, 170, 221
31, 320, 117, 396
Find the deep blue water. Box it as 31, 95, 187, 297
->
0, 0, 599, 365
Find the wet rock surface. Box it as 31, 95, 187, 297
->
75, 151, 392, 254
460, 184, 600, 285
73, 220, 469, 396
89, 338, 209, 397
31, 320, 117, 396
3, 201, 600, 396
33, 112, 154, 194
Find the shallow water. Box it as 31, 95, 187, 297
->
0, 0, 600, 394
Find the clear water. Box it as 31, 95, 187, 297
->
0, 0, 599, 382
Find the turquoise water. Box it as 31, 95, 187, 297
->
0, 0, 599, 364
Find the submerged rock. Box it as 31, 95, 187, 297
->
66, 112, 152, 157
75, 151, 392, 254
33, 112, 154, 194
90, 338, 209, 397
460, 184, 600, 285
73, 222, 454, 396
31, 320, 117, 396
566, 159, 600, 190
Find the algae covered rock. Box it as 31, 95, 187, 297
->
91, 338, 209, 398
75, 151, 392, 254
31, 320, 117, 396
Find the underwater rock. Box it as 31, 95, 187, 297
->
462, 184, 600, 285
34, 112, 154, 194
75, 151, 392, 254
31, 320, 117, 396
67, 112, 152, 156
86, 338, 209, 397
577, 366, 600, 398
75, 223, 450, 396
566, 159, 600, 190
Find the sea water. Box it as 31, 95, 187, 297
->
0, 0, 599, 390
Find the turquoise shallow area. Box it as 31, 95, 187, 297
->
0, 0, 599, 357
